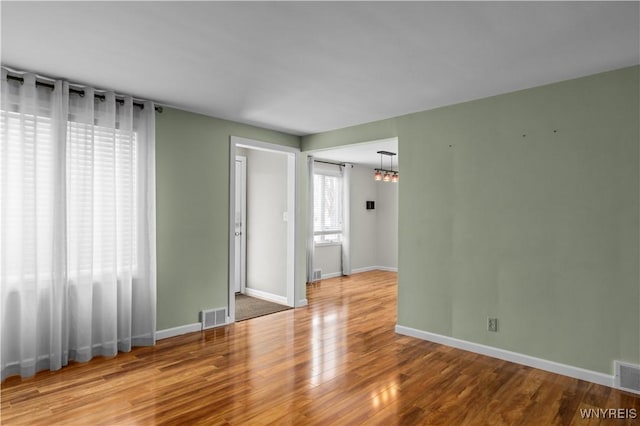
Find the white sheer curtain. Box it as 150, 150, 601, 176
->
1, 68, 156, 380
341, 164, 351, 276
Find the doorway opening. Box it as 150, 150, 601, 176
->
229, 136, 298, 323
306, 137, 399, 283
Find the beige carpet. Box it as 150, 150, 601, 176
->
235, 294, 291, 321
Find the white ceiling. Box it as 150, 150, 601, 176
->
1, 2, 638, 138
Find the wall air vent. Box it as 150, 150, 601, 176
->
312, 269, 322, 282
614, 360, 640, 395
200, 308, 228, 330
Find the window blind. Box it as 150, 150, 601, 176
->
1, 110, 55, 284
67, 121, 137, 278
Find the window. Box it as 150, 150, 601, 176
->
313, 172, 342, 244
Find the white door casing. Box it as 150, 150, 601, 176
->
228, 136, 298, 323
234, 156, 247, 294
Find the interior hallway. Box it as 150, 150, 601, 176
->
2, 270, 638, 424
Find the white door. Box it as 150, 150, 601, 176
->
234, 156, 247, 293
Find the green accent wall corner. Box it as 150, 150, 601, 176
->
302, 66, 640, 374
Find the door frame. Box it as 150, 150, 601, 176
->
228, 136, 299, 323
234, 155, 247, 294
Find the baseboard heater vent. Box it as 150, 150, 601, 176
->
200, 308, 227, 330
614, 360, 640, 394
312, 269, 322, 282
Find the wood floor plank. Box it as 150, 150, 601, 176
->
2, 271, 639, 424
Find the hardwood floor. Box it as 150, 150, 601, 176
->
2, 270, 639, 425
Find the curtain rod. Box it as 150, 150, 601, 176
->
313, 159, 353, 168
5, 74, 163, 113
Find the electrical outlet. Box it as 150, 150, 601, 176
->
488, 317, 498, 332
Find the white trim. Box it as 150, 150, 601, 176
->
395, 325, 615, 389
156, 323, 202, 340
234, 136, 299, 154
244, 287, 288, 306
297, 299, 308, 307
351, 266, 398, 274
234, 155, 247, 294
321, 271, 343, 279
319, 267, 398, 278
286, 153, 296, 307
351, 266, 378, 274
228, 141, 237, 323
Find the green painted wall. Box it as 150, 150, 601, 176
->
302, 66, 640, 374
155, 107, 300, 330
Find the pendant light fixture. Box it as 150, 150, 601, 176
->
373, 150, 398, 183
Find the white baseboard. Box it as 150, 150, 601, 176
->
156, 323, 202, 340
351, 266, 377, 274
317, 267, 399, 279
321, 272, 342, 279
395, 325, 615, 389
244, 287, 288, 305
351, 266, 398, 274
297, 299, 308, 307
